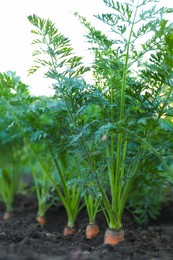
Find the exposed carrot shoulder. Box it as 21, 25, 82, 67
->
3, 211, 13, 221
86, 224, 100, 239
104, 228, 124, 245
36, 216, 46, 226
63, 226, 76, 236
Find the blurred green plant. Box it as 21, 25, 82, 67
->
0, 70, 83, 232
0, 166, 22, 220
0, 82, 27, 220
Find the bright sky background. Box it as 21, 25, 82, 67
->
0, 0, 172, 96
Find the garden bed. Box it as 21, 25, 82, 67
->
0, 196, 173, 260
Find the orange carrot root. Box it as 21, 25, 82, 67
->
104, 228, 124, 245
3, 211, 13, 221
36, 216, 46, 226
63, 226, 76, 236
86, 224, 100, 239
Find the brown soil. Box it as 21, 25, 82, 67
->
0, 196, 173, 260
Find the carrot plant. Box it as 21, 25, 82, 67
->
75, 0, 173, 244
25, 144, 55, 226
27, 0, 173, 244
84, 194, 100, 238
27, 96, 83, 234
27, 14, 102, 234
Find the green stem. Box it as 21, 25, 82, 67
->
84, 194, 100, 224
114, 0, 140, 214
118, 139, 127, 203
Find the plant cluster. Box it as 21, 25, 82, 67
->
0, 0, 173, 245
